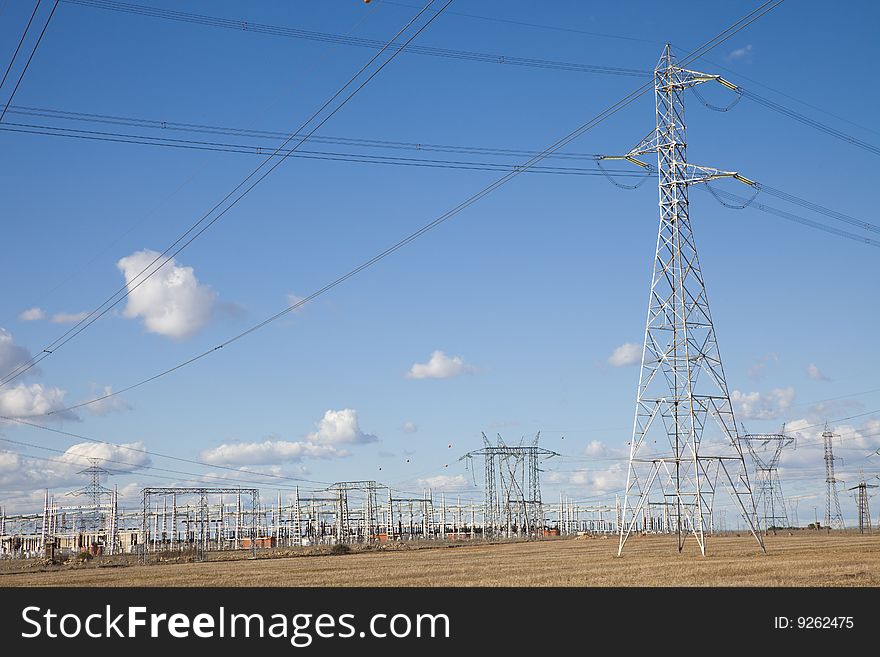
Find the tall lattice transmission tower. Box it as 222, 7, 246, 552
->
67, 458, 113, 532
741, 429, 795, 531
460, 432, 557, 538
822, 426, 845, 530
848, 470, 876, 534
614, 45, 764, 556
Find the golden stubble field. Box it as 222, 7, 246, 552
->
2, 533, 878, 587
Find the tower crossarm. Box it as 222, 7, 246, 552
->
599, 156, 755, 188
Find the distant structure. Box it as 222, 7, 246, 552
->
67, 458, 113, 532
848, 470, 876, 534
460, 432, 558, 538
613, 45, 763, 556
741, 429, 795, 531
822, 427, 845, 530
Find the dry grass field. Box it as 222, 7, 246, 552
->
2, 532, 878, 587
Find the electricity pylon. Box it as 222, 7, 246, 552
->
67, 457, 113, 533
848, 470, 876, 534
613, 45, 764, 556
741, 428, 795, 531
822, 426, 845, 529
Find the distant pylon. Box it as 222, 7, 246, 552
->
615, 45, 764, 556
741, 428, 794, 532
822, 426, 845, 530
848, 469, 876, 534
67, 457, 113, 533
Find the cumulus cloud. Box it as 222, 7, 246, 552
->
547, 463, 627, 494
417, 474, 468, 491
731, 387, 795, 420
727, 44, 753, 61
83, 385, 131, 416
18, 307, 45, 321
50, 311, 89, 324
306, 408, 377, 445
117, 249, 217, 339
0, 328, 36, 377
406, 350, 474, 380
199, 409, 374, 466
607, 343, 641, 367
61, 441, 151, 471
807, 364, 830, 381
0, 441, 149, 494
583, 440, 610, 457
402, 421, 418, 433
0, 383, 77, 421
201, 440, 345, 466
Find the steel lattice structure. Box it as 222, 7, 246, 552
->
460, 432, 557, 538
616, 46, 764, 556
741, 430, 794, 531
848, 470, 876, 534
67, 458, 113, 533
820, 428, 846, 530
141, 487, 260, 562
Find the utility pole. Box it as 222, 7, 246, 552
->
614, 45, 764, 556
823, 426, 845, 530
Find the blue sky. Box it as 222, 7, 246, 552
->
1, 0, 878, 524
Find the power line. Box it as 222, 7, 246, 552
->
0, 0, 42, 93
0, 0, 452, 386
755, 182, 880, 235
62, 0, 878, 156
0, 121, 647, 176
6, 118, 876, 247
0, 0, 58, 123
739, 88, 880, 157
0, 104, 607, 160
697, 185, 880, 248
61, 0, 651, 78
0, 437, 325, 492
0, 413, 333, 488
14, 0, 785, 419
379, 0, 659, 45
690, 51, 880, 139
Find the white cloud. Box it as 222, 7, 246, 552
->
583, 439, 610, 457
547, 463, 626, 495
199, 409, 374, 466
731, 387, 795, 420
18, 307, 45, 321
117, 249, 217, 339
201, 440, 345, 466
727, 44, 753, 61
0, 328, 36, 377
50, 311, 89, 324
417, 474, 468, 491
607, 342, 641, 367
0, 441, 149, 494
306, 408, 377, 445
83, 385, 131, 416
0, 383, 77, 421
807, 364, 830, 381
402, 421, 418, 433
60, 441, 151, 472
406, 350, 474, 380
